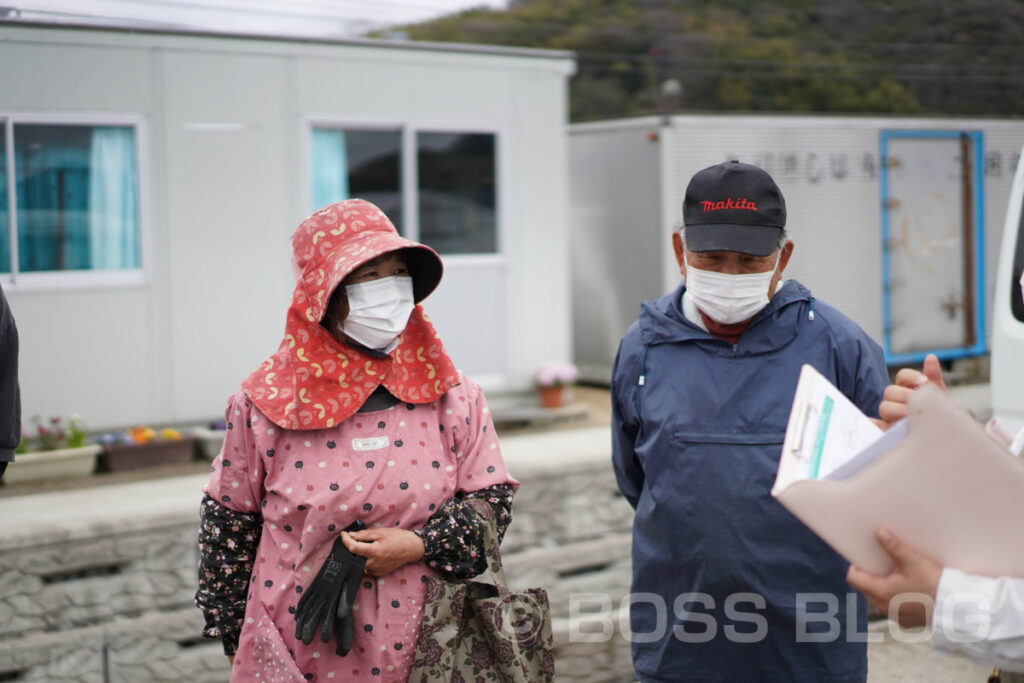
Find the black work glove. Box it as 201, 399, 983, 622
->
294, 520, 367, 655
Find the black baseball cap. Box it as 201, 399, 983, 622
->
682, 160, 787, 257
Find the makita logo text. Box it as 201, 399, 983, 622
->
701, 198, 757, 212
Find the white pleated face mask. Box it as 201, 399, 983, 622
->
337, 275, 415, 350
683, 251, 781, 325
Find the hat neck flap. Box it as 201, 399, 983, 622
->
242, 303, 459, 430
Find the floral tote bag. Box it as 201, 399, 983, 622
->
409, 499, 555, 683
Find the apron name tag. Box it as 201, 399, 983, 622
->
351, 436, 389, 451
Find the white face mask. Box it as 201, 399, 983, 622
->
338, 275, 415, 351
683, 251, 781, 325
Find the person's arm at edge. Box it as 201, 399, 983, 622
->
933, 568, 1024, 672
0, 284, 20, 469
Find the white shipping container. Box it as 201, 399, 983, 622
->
570, 114, 1024, 381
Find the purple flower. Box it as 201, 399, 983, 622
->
493, 639, 515, 664
469, 641, 494, 669
477, 601, 503, 635
542, 650, 555, 676
424, 577, 444, 604
416, 636, 443, 668
450, 591, 467, 624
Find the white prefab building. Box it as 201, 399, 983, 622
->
570, 114, 1024, 380
0, 20, 575, 430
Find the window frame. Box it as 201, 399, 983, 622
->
0, 112, 148, 291
305, 117, 507, 261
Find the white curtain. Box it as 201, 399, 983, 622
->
88, 127, 139, 269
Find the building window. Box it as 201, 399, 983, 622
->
311, 126, 498, 255
311, 128, 402, 230
417, 132, 496, 255
0, 121, 141, 277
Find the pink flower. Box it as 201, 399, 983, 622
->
533, 361, 578, 388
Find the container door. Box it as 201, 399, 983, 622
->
880, 131, 986, 364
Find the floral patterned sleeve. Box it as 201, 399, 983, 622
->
414, 483, 515, 580
195, 492, 262, 656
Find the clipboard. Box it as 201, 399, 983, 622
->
776, 365, 884, 485
772, 368, 1024, 577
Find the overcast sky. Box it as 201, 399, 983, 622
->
5, 0, 508, 36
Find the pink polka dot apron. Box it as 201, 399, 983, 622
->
208, 375, 512, 682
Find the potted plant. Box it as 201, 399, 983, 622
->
4, 414, 102, 485
97, 425, 197, 472
533, 361, 579, 409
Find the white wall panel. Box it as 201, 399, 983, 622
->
569, 122, 662, 381
161, 49, 297, 424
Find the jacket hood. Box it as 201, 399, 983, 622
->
243, 199, 460, 430
639, 279, 813, 354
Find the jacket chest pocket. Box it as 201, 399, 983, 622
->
670, 430, 787, 447
666, 430, 787, 489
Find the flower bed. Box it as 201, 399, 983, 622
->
96, 426, 197, 472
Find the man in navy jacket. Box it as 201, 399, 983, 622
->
612, 161, 887, 682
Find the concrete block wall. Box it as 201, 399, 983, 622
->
0, 449, 635, 682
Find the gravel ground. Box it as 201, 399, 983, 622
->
867, 621, 991, 681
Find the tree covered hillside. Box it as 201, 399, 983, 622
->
393, 0, 1024, 121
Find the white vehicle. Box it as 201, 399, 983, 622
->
991, 145, 1024, 435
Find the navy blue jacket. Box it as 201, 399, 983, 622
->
612, 279, 887, 683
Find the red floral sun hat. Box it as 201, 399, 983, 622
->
243, 199, 460, 430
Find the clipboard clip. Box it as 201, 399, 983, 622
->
791, 402, 819, 462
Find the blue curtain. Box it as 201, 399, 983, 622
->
12, 125, 138, 273
311, 128, 348, 211
15, 131, 91, 272
89, 127, 139, 269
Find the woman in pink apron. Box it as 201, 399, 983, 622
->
195, 199, 517, 682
